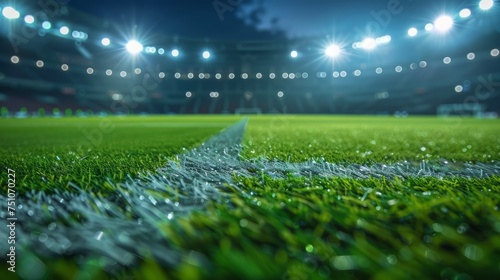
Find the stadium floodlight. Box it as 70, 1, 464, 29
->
171, 49, 179, 57
2, 6, 20, 19
202, 51, 211, 59
479, 0, 494, 10
126, 40, 143, 55
59, 26, 69, 35
361, 38, 377, 50
101, 38, 111, 46
24, 15, 35, 24
377, 35, 391, 44
434, 15, 453, 32
459, 8, 471, 18
325, 44, 341, 57
408, 27, 418, 37
11, 56, 19, 64
42, 21, 51, 30
290, 50, 298, 58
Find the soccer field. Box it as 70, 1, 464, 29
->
1, 115, 499, 279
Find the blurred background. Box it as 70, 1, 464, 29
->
0, 0, 499, 117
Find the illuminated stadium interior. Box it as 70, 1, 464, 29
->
0, 0, 499, 116
1, 1, 500, 279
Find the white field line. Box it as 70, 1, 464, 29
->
1, 118, 499, 273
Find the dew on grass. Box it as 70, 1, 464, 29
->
28, 210, 34, 216
457, 223, 468, 234
331, 255, 357, 270
462, 244, 484, 261
420, 147, 427, 152
386, 255, 397, 265
239, 219, 248, 227
167, 212, 174, 220
39, 233, 48, 242
305, 244, 314, 253
432, 223, 443, 232
48, 223, 56, 231
387, 199, 398, 206
94, 231, 104, 241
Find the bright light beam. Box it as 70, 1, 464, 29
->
408, 27, 418, 37
459, 8, 471, 18
2, 6, 20, 19
361, 38, 377, 50
479, 0, 494, 10
126, 40, 144, 55
325, 44, 341, 57
101, 38, 111, 46
434, 15, 453, 32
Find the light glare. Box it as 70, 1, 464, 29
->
24, 15, 35, 24
325, 44, 341, 57
459, 8, 471, 18
2, 7, 20, 19
126, 40, 143, 54
42, 21, 51, 30
408, 27, 418, 37
434, 15, 453, 32
101, 38, 111, 46
479, 0, 494, 10
202, 51, 211, 59
361, 38, 377, 50
59, 26, 69, 35
290, 50, 298, 58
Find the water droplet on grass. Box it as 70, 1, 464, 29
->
462, 244, 484, 261
420, 147, 427, 152
305, 244, 314, 253
39, 233, 48, 242
94, 231, 104, 241
386, 255, 397, 265
239, 219, 248, 227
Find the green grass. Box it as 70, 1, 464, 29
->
243, 116, 500, 163
1, 115, 499, 280
0, 116, 240, 193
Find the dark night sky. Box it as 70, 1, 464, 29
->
67, 0, 475, 40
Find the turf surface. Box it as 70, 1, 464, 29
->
1, 115, 499, 280
0, 116, 239, 193
243, 116, 500, 163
